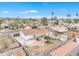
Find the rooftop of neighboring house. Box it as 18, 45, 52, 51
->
13, 48, 26, 56
50, 41, 78, 56
21, 28, 49, 35
50, 25, 68, 33
66, 30, 79, 39
55, 28, 67, 33
3, 19, 16, 23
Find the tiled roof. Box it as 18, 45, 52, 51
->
22, 28, 49, 35
14, 49, 25, 56
50, 41, 78, 56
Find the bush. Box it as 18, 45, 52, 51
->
25, 45, 29, 48
32, 26, 37, 29
45, 40, 53, 44
44, 35, 50, 39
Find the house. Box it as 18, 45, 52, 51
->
19, 28, 52, 40
15, 28, 52, 46
49, 25, 68, 40
1, 23, 9, 28
3, 19, 16, 24
50, 41, 79, 56
29, 20, 40, 27
24, 26, 31, 30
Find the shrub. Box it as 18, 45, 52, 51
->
32, 26, 37, 29
45, 40, 53, 44
44, 35, 50, 39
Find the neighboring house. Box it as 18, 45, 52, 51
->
24, 26, 31, 30
52, 26, 67, 33
50, 41, 79, 56
49, 25, 68, 40
12, 47, 26, 56
1, 23, 9, 28
39, 26, 48, 28
29, 20, 40, 27
3, 19, 16, 24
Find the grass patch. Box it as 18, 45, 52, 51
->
25, 45, 29, 48
45, 40, 54, 44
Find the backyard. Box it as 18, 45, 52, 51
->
24, 36, 64, 56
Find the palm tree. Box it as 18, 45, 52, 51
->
73, 13, 79, 23
66, 14, 72, 24
51, 12, 55, 20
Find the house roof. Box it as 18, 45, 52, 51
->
55, 28, 67, 32
51, 26, 67, 33
50, 41, 78, 56
14, 49, 25, 56
22, 28, 49, 35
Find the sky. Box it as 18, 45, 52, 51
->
0, 2, 79, 18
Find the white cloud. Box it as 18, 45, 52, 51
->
19, 10, 38, 14
2, 11, 8, 13
29, 10, 38, 13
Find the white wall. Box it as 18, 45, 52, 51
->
19, 31, 34, 40
59, 35, 68, 41
75, 37, 79, 44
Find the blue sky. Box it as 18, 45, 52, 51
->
0, 2, 79, 18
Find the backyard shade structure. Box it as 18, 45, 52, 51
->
50, 41, 78, 56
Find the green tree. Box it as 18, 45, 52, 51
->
41, 17, 48, 26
